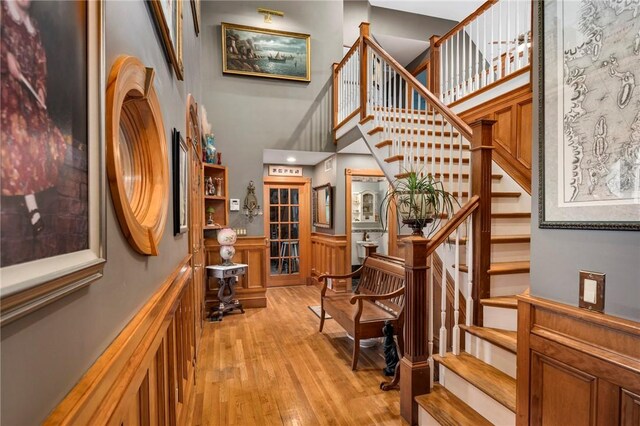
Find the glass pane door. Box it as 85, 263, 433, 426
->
269, 187, 300, 276
265, 180, 309, 287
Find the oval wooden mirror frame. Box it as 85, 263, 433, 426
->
106, 56, 169, 255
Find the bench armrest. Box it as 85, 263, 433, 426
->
318, 264, 365, 297
349, 286, 405, 304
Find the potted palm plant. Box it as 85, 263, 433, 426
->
380, 171, 458, 237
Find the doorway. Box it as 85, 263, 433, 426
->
263, 177, 311, 286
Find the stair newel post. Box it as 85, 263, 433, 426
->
429, 35, 441, 99
359, 22, 370, 121
400, 236, 431, 426
332, 62, 339, 140
469, 119, 495, 327
364, 243, 378, 258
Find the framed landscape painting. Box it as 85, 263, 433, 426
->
148, 0, 184, 80
538, 0, 640, 230
0, 0, 105, 324
221, 22, 311, 82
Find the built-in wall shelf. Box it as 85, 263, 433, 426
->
203, 163, 228, 229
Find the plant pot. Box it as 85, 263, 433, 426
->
401, 217, 434, 236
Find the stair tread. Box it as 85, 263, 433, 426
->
452, 234, 531, 244
480, 295, 519, 309
416, 384, 493, 426
459, 261, 530, 275
460, 325, 517, 354
434, 352, 516, 412
491, 212, 531, 219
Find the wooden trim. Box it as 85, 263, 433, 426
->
310, 233, 348, 291
469, 120, 495, 326
363, 36, 473, 141
460, 84, 533, 193
333, 108, 361, 132
517, 294, 640, 425
335, 38, 360, 72
45, 256, 194, 425
332, 62, 338, 140
448, 66, 531, 108
435, 0, 498, 47
429, 35, 440, 98
359, 23, 370, 120
204, 236, 268, 308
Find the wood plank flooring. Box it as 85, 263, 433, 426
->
186, 286, 403, 425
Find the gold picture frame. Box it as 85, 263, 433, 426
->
221, 22, 311, 82
0, 0, 106, 325
148, 0, 184, 80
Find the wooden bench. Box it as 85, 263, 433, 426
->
318, 254, 405, 370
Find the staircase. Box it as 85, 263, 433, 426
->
334, 4, 532, 423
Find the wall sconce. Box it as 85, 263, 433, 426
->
243, 181, 263, 222
257, 7, 284, 23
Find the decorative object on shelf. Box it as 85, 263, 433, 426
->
204, 133, 217, 164
217, 227, 237, 266
380, 171, 457, 237
106, 56, 169, 255
312, 183, 333, 229
243, 181, 263, 222
148, 0, 184, 80
221, 22, 311, 82
0, 0, 105, 326
538, 1, 639, 230
205, 176, 215, 196
172, 129, 189, 235
215, 177, 223, 196
200, 105, 212, 161
217, 152, 222, 165
206, 207, 216, 227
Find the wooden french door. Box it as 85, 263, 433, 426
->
263, 177, 311, 287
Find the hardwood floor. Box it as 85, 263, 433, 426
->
186, 285, 403, 425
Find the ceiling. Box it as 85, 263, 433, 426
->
263, 149, 333, 166
369, 0, 484, 22
373, 34, 429, 68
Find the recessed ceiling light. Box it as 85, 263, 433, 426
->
286, 156, 296, 163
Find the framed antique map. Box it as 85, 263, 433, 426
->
539, 0, 640, 230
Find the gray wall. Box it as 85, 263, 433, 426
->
529, 5, 640, 321
201, 1, 343, 236
0, 2, 202, 424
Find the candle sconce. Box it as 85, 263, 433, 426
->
243, 181, 263, 222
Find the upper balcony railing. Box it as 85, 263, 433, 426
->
431, 0, 532, 105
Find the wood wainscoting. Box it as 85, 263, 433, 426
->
310, 233, 349, 292
204, 236, 268, 308
45, 256, 199, 425
517, 294, 640, 425
459, 85, 532, 193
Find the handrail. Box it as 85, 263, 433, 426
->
336, 38, 360, 72
435, 0, 498, 47
425, 195, 479, 255
362, 35, 473, 141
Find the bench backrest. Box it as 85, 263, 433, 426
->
356, 255, 405, 316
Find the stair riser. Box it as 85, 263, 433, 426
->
418, 409, 441, 426
492, 217, 531, 234
491, 243, 530, 263
438, 365, 515, 425
464, 334, 516, 379
490, 274, 530, 297
482, 306, 517, 331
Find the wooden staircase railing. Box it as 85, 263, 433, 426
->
431, 0, 532, 105
333, 22, 496, 425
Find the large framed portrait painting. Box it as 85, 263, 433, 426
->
539, 0, 640, 230
0, 0, 105, 324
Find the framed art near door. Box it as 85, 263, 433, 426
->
538, 0, 640, 230
0, 0, 105, 325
